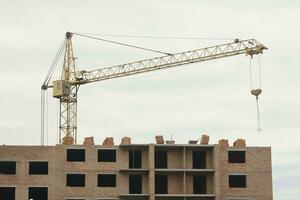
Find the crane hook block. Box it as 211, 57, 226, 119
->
251, 88, 262, 97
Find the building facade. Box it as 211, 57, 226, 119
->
0, 138, 272, 200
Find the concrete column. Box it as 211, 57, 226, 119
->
213, 144, 221, 199
148, 144, 155, 200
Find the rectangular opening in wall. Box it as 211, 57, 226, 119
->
228, 151, 246, 163
98, 174, 116, 187
129, 174, 142, 194
192, 150, 206, 169
155, 175, 168, 194
29, 161, 48, 175
67, 149, 85, 162
66, 174, 85, 187
0, 187, 15, 200
155, 150, 167, 169
129, 150, 142, 169
229, 175, 247, 188
28, 187, 48, 200
0, 161, 16, 174
193, 175, 207, 194
98, 149, 116, 162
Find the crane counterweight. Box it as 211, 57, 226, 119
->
52, 80, 71, 98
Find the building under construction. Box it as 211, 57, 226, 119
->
0, 135, 272, 200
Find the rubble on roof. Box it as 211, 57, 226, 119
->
233, 138, 246, 147
102, 137, 114, 147
121, 136, 131, 145
83, 137, 94, 145
219, 139, 229, 147
188, 140, 198, 144
155, 135, 164, 144
62, 136, 74, 145
200, 134, 209, 144
166, 140, 175, 144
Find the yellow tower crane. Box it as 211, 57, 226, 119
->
41, 32, 267, 145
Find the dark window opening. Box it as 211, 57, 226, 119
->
66, 174, 85, 187
155, 175, 168, 194
129, 174, 142, 194
0, 187, 15, 200
155, 150, 167, 169
129, 150, 142, 169
67, 149, 85, 162
0, 161, 16, 174
98, 174, 116, 187
193, 175, 207, 194
228, 151, 246, 163
29, 161, 48, 175
192, 150, 206, 169
28, 187, 48, 200
98, 149, 116, 162
229, 175, 247, 188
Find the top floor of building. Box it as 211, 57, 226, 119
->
0, 135, 272, 173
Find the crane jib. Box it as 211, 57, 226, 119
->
74, 40, 266, 85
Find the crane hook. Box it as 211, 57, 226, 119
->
251, 88, 262, 99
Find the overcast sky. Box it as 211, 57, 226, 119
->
0, 0, 299, 199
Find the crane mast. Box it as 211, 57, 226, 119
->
45, 32, 267, 144
59, 32, 78, 144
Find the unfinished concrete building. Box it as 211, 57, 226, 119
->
0, 135, 272, 200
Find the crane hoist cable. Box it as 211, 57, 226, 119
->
41, 37, 66, 145
249, 55, 263, 132
72, 32, 173, 55
75, 32, 235, 41
42, 37, 66, 89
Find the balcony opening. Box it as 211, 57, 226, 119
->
67, 149, 85, 162
98, 149, 116, 162
0, 161, 16, 174
193, 175, 207, 194
98, 174, 116, 187
129, 174, 142, 194
228, 151, 246, 163
155, 150, 167, 169
66, 174, 85, 187
28, 187, 48, 200
229, 175, 247, 188
192, 150, 206, 169
0, 187, 15, 200
155, 175, 168, 194
29, 161, 48, 175
129, 150, 142, 169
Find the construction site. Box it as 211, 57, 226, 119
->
4, 1, 300, 199
0, 31, 273, 200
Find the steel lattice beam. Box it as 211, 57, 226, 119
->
72, 39, 266, 86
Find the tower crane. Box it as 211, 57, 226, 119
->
41, 32, 267, 145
